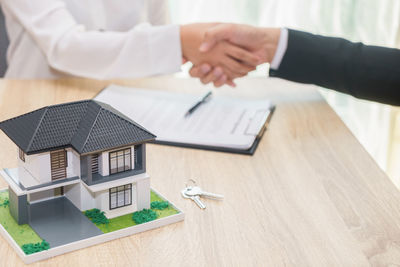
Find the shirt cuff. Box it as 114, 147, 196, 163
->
270, 28, 288, 70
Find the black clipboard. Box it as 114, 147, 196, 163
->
150, 106, 275, 155
95, 85, 275, 156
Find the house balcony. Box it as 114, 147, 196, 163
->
1, 167, 80, 195
80, 144, 147, 186
82, 168, 145, 186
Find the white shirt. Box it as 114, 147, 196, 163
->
270, 28, 289, 70
1, 0, 182, 79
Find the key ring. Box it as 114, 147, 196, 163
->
185, 179, 197, 188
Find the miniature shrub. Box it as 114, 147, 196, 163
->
150, 201, 169, 210
0, 199, 9, 208
132, 209, 157, 224
21, 240, 50, 255
84, 209, 110, 225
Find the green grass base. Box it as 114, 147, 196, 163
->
0, 191, 42, 247
0, 189, 179, 256
150, 191, 179, 218
88, 190, 179, 234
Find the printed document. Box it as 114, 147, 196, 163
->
95, 84, 273, 150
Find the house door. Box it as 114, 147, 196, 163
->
51, 150, 67, 180
54, 186, 64, 197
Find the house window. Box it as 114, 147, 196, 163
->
91, 154, 99, 174
109, 184, 132, 210
50, 149, 67, 180
109, 148, 131, 175
19, 148, 25, 162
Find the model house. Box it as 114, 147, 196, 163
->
0, 100, 156, 224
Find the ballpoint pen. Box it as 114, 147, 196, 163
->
184, 91, 213, 117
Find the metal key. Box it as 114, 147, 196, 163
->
181, 188, 206, 209
184, 186, 224, 200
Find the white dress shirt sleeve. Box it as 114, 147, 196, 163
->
1, 0, 182, 79
147, 0, 171, 25
270, 28, 289, 70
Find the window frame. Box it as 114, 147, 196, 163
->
50, 149, 68, 180
109, 184, 132, 210
19, 148, 25, 162
108, 148, 131, 175
91, 153, 99, 174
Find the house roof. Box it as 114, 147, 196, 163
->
0, 100, 156, 155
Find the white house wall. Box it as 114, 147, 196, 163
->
18, 150, 51, 184
17, 148, 80, 186
65, 182, 95, 211
80, 183, 95, 211
38, 153, 51, 183
66, 148, 80, 178
98, 153, 104, 176
136, 178, 150, 211
64, 184, 81, 210
100, 152, 108, 176
18, 154, 39, 184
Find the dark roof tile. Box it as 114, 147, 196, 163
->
0, 100, 156, 154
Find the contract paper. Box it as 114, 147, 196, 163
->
95, 84, 272, 150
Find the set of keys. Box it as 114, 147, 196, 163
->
181, 179, 224, 209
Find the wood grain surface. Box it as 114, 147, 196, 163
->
1, 76, 400, 267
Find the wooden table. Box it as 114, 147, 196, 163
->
1, 76, 400, 266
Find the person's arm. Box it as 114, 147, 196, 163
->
147, 0, 171, 26
194, 24, 400, 104
2, 0, 181, 79
270, 29, 400, 106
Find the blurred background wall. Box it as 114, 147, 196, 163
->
169, 0, 400, 186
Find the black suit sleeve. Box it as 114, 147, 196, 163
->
269, 29, 400, 106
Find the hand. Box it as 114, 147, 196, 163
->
200, 24, 281, 63
190, 24, 281, 86
180, 23, 260, 86
189, 63, 235, 87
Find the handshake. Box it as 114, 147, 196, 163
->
180, 23, 281, 87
